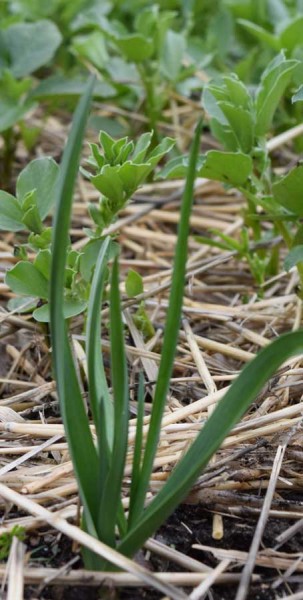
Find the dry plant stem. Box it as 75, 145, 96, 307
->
277, 593, 303, 600
0, 565, 261, 588
144, 538, 211, 573
6, 538, 25, 600
0, 483, 187, 600
182, 319, 223, 540
266, 122, 303, 151
189, 559, 231, 600
272, 555, 303, 590
235, 427, 297, 600
275, 518, 303, 549
36, 556, 80, 595
0, 434, 63, 477
192, 544, 303, 572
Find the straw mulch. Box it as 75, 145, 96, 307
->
0, 105, 303, 600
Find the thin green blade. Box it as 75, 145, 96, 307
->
86, 235, 113, 452
129, 120, 203, 522
128, 372, 145, 530
119, 329, 303, 556
50, 76, 100, 533
97, 259, 129, 548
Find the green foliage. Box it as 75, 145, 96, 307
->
160, 150, 253, 185
272, 164, 303, 216
70, 4, 191, 133
86, 130, 174, 235
0, 157, 58, 233
0, 20, 62, 78
125, 269, 143, 297
0, 526, 25, 560
49, 81, 303, 571
125, 270, 155, 341
0, 20, 62, 136
49, 83, 202, 567
1, 156, 87, 320
284, 245, 303, 271
2, 127, 170, 321
161, 52, 303, 289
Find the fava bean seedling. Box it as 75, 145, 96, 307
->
1, 2, 303, 600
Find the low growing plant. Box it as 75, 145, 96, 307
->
161, 51, 303, 292
0, 19, 62, 185
2, 128, 173, 321
49, 78, 303, 570
0, 525, 25, 561
70, 4, 193, 139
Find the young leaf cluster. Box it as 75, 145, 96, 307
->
161, 52, 303, 289
85, 130, 174, 236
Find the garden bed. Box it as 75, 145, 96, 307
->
1, 107, 303, 599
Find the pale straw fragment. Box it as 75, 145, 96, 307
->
189, 559, 231, 600
0, 483, 187, 600
6, 538, 25, 600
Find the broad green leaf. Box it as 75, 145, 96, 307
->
3, 20, 62, 78
16, 158, 59, 220
210, 119, 238, 152
80, 239, 104, 282
0, 97, 34, 132
7, 296, 37, 314
203, 76, 253, 153
99, 130, 116, 162
202, 88, 228, 125
293, 224, 303, 246
34, 249, 51, 279
135, 6, 158, 37
114, 140, 134, 165
113, 33, 154, 62
272, 165, 303, 216
199, 151, 253, 185
160, 30, 186, 81
118, 163, 151, 194
218, 102, 254, 153
125, 270, 144, 298
31, 75, 115, 100
0, 191, 24, 231
71, 11, 113, 33
223, 75, 252, 109
6, 261, 49, 299
21, 191, 43, 234
237, 19, 280, 50
80, 238, 118, 282
28, 227, 52, 250
91, 166, 125, 203
119, 329, 303, 557
255, 53, 299, 136
33, 299, 87, 322
105, 56, 140, 86
284, 245, 303, 272
280, 16, 303, 52
132, 132, 152, 163
268, 0, 289, 25
157, 155, 204, 180
148, 137, 175, 167
292, 84, 303, 103
72, 31, 108, 70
